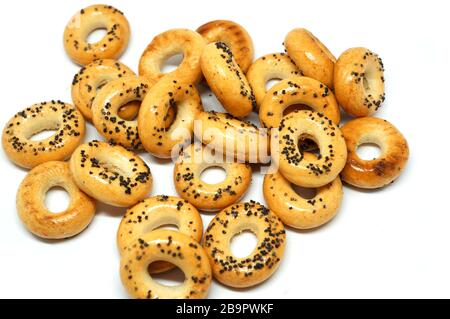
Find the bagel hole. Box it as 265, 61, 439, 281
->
86, 28, 107, 44
298, 136, 321, 159
149, 263, 186, 287
45, 187, 70, 213
29, 129, 58, 141
357, 143, 381, 160
96, 80, 109, 92
291, 184, 317, 200
152, 224, 179, 232
266, 79, 281, 90
161, 53, 184, 73
230, 230, 258, 258
118, 100, 141, 121
200, 166, 226, 185
283, 104, 313, 117
163, 106, 177, 130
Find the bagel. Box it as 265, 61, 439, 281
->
276, 110, 347, 188
284, 28, 336, 88
197, 20, 254, 72
194, 111, 270, 163
139, 29, 205, 84
16, 161, 95, 239
259, 77, 340, 130
334, 48, 386, 117
69, 141, 152, 207
201, 42, 256, 117
173, 144, 252, 211
92, 76, 153, 150
120, 229, 212, 299
203, 201, 286, 288
138, 77, 203, 158
117, 195, 203, 273
72, 59, 141, 121
246, 53, 302, 111
264, 172, 343, 229
63, 5, 130, 65
2, 101, 85, 169
340, 117, 409, 189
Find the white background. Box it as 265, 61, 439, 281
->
0, 0, 449, 299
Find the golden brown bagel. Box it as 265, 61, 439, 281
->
340, 117, 408, 189
264, 172, 343, 229
259, 77, 340, 130
334, 48, 386, 117
201, 42, 256, 117
197, 20, 254, 72
120, 229, 212, 299
2, 101, 85, 169
246, 53, 302, 110
69, 141, 152, 207
117, 195, 203, 273
284, 28, 336, 88
138, 77, 203, 158
173, 144, 252, 211
276, 110, 347, 188
194, 111, 270, 163
63, 5, 130, 65
203, 201, 286, 288
139, 29, 205, 84
16, 161, 95, 239
92, 76, 153, 150
71, 59, 140, 121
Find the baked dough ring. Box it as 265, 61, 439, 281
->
117, 195, 203, 273
334, 48, 386, 117
69, 141, 152, 207
194, 111, 270, 163
72, 59, 140, 121
63, 5, 130, 65
173, 144, 252, 211
284, 28, 336, 88
2, 101, 85, 169
264, 172, 343, 229
246, 53, 302, 111
139, 29, 205, 84
92, 76, 153, 150
341, 117, 409, 189
201, 42, 256, 117
138, 77, 203, 158
259, 77, 340, 129
197, 20, 254, 72
16, 161, 95, 239
276, 110, 347, 188
203, 201, 286, 288
120, 229, 212, 299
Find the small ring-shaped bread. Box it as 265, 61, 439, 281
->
63, 5, 130, 65
72, 59, 140, 121
264, 172, 343, 229
138, 77, 203, 158
247, 53, 302, 111
16, 161, 96, 239
69, 141, 152, 207
284, 28, 336, 88
259, 77, 340, 130
334, 48, 386, 117
201, 42, 256, 117
197, 20, 254, 72
139, 29, 206, 84
276, 110, 347, 188
173, 144, 252, 211
2, 101, 85, 169
117, 195, 203, 273
203, 201, 286, 288
92, 76, 153, 150
341, 117, 409, 189
120, 229, 212, 299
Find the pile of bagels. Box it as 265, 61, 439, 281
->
2, 4, 409, 299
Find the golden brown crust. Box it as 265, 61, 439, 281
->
340, 117, 408, 189
63, 5, 130, 65
2, 101, 85, 169
16, 161, 95, 239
